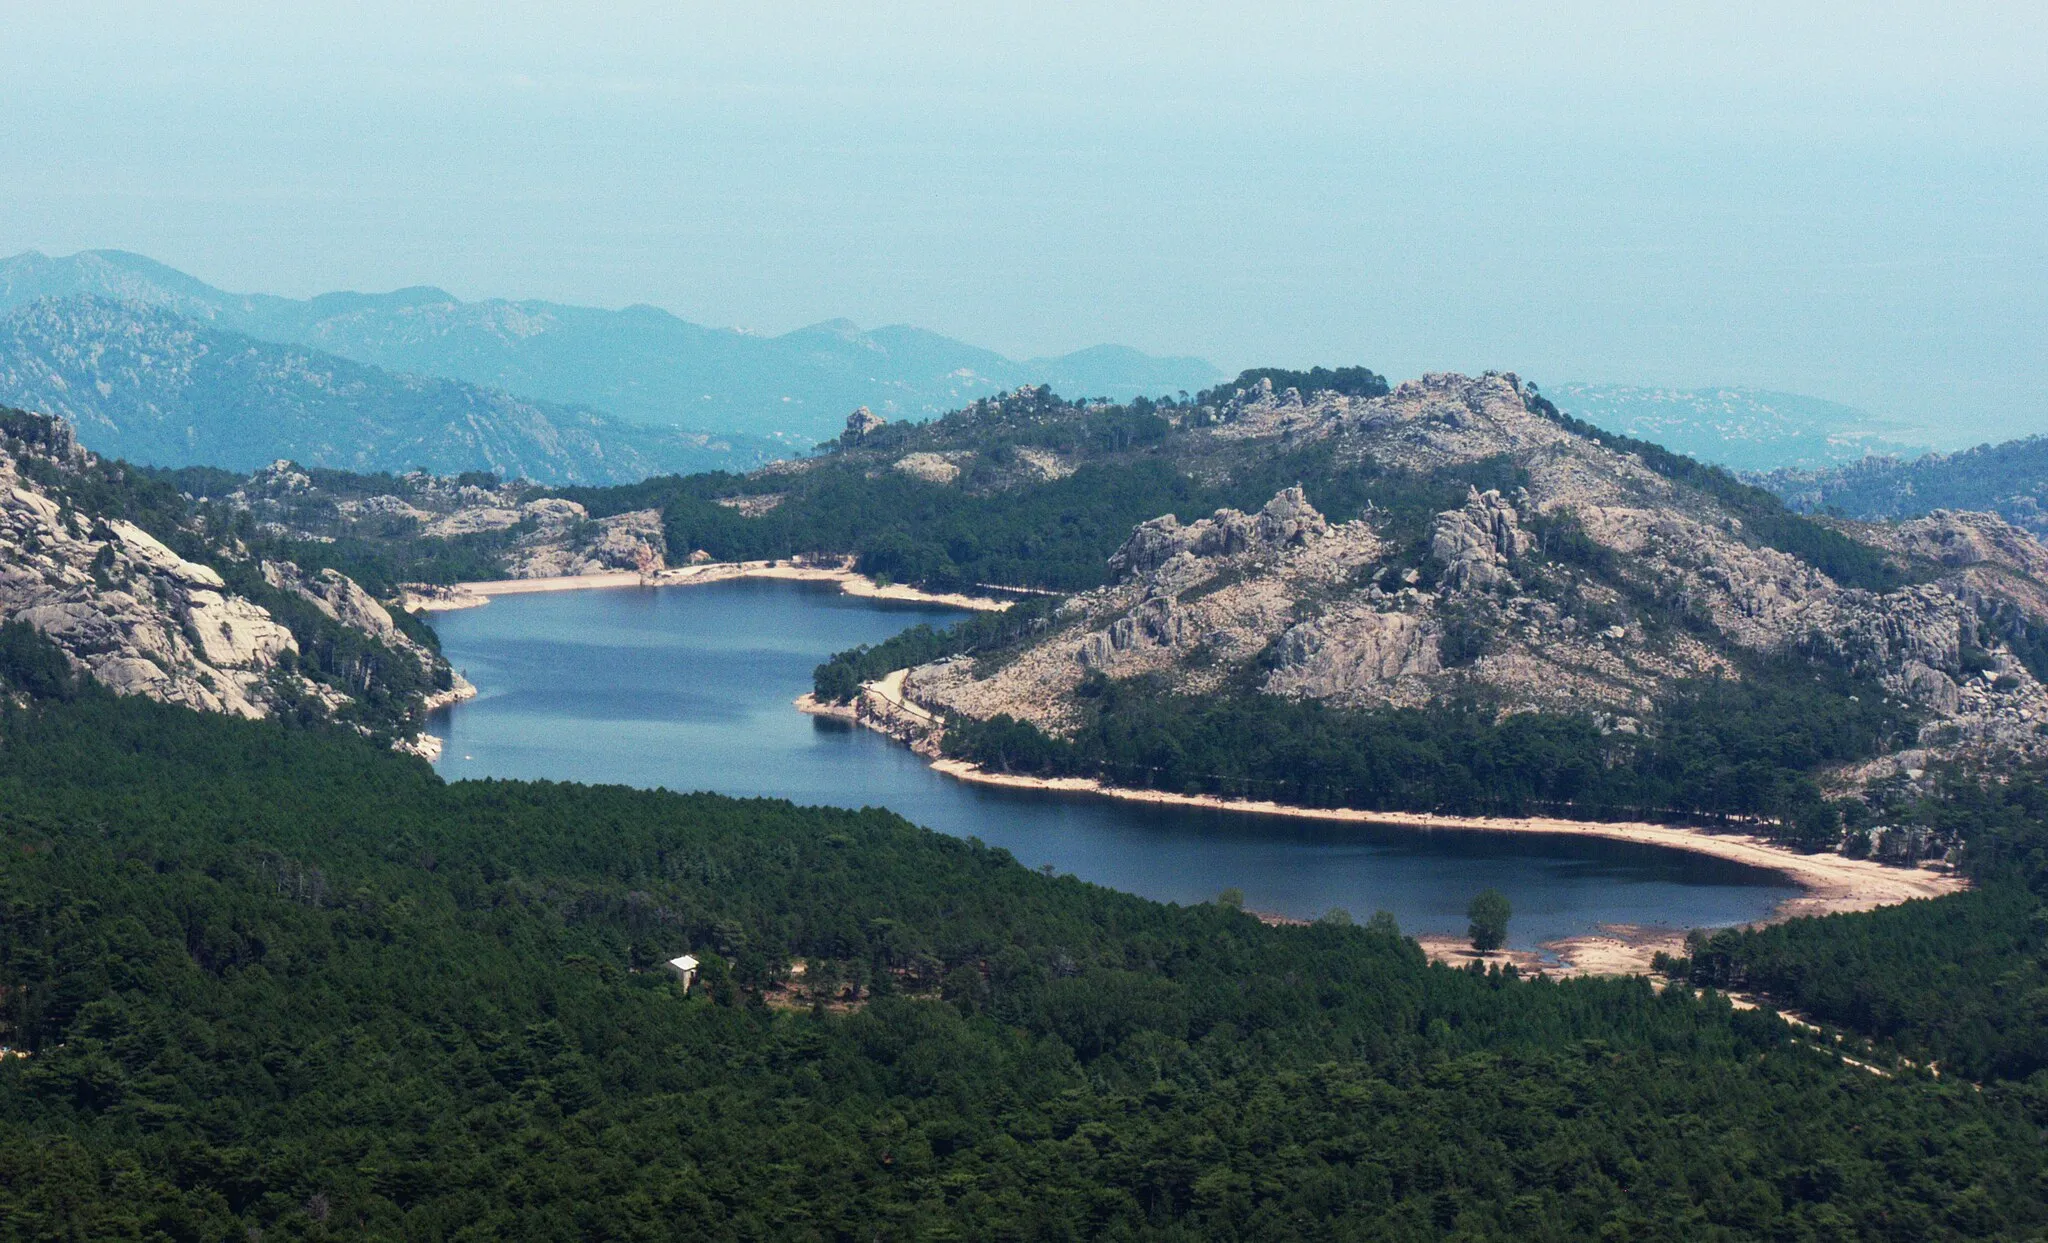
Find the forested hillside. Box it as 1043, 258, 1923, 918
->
1764, 436, 2048, 540
1671, 768, 2048, 1082
2, 637, 2045, 1239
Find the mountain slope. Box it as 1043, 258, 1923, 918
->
901, 375, 2022, 726
0, 408, 460, 745
0, 249, 1224, 440
1549, 382, 1928, 471
0, 296, 776, 483
691, 373, 2048, 828
1763, 436, 2048, 539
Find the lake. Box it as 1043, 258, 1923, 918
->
426, 579, 1797, 949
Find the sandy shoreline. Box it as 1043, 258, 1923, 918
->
799, 674, 1965, 975
924, 759, 1962, 920
403, 559, 1013, 614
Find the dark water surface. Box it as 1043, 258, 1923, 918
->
427, 579, 1797, 948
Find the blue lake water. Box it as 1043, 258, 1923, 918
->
426, 578, 1797, 948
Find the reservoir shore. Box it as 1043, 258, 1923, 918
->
799, 675, 1966, 976
403, 558, 1015, 615
409, 569, 1962, 976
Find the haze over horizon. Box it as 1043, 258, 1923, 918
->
3, 3, 2043, 444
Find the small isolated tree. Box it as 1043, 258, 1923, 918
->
1217, 887, 1245, 909
1467, 889, 1511, 953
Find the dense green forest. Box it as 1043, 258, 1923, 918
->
1672, 770, 2048, 1082
4, 631, 2046, 1238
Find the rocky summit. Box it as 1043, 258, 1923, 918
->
902, 373, 2048, 783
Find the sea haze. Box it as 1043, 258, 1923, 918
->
426, 578, 1797, 951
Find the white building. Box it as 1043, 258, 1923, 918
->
665, 954, 700, 991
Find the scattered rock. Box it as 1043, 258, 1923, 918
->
893, 452, 966, 486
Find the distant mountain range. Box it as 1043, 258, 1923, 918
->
0, 249, 1223, 443
1761, 437, 2048, 539
0, 296, 778, 484
1546, 383, 1929, 473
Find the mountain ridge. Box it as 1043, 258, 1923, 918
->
0, 249, 1224, 441
0, 295, 781, 484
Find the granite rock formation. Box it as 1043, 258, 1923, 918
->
899, 372, 2048, 783
0, 413, 459, 740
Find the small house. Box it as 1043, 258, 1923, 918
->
665, 954, 700, 992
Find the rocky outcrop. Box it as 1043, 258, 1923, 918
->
1, 469, 292, 718
0, 412, 457, 735
1109, 486, 1330, 581
226, 465, 667, 581
503, 505, 667, 579
842, 407, 887, 443
893, 452, 966, 486
1888, 510, 2048, 579
1431, 489, 1530, 592
1266, 609, 1442, 700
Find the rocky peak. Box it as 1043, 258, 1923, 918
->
842, 406, 887, 443
249, 460, 315, 494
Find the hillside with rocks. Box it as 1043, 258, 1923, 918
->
882, 374, 2048, 792
0, 296, 779, 483
0, 409, 464, 750
210, 459, 669, 582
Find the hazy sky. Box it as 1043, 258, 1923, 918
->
2, 2, 2043, 441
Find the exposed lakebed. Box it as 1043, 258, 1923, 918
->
426, 578, 1797, 948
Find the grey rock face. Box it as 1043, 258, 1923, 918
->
1266, 608, 1442, 698
0, 415, 450, 730
1431, 488, 1530, 592
1109, 486, 1329, 581
503, 506, 667, 579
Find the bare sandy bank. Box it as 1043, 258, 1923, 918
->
403, 559, 1013, 614
926, 758, 1962, 922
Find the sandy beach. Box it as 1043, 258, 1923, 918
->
403, 558, 1014, 614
